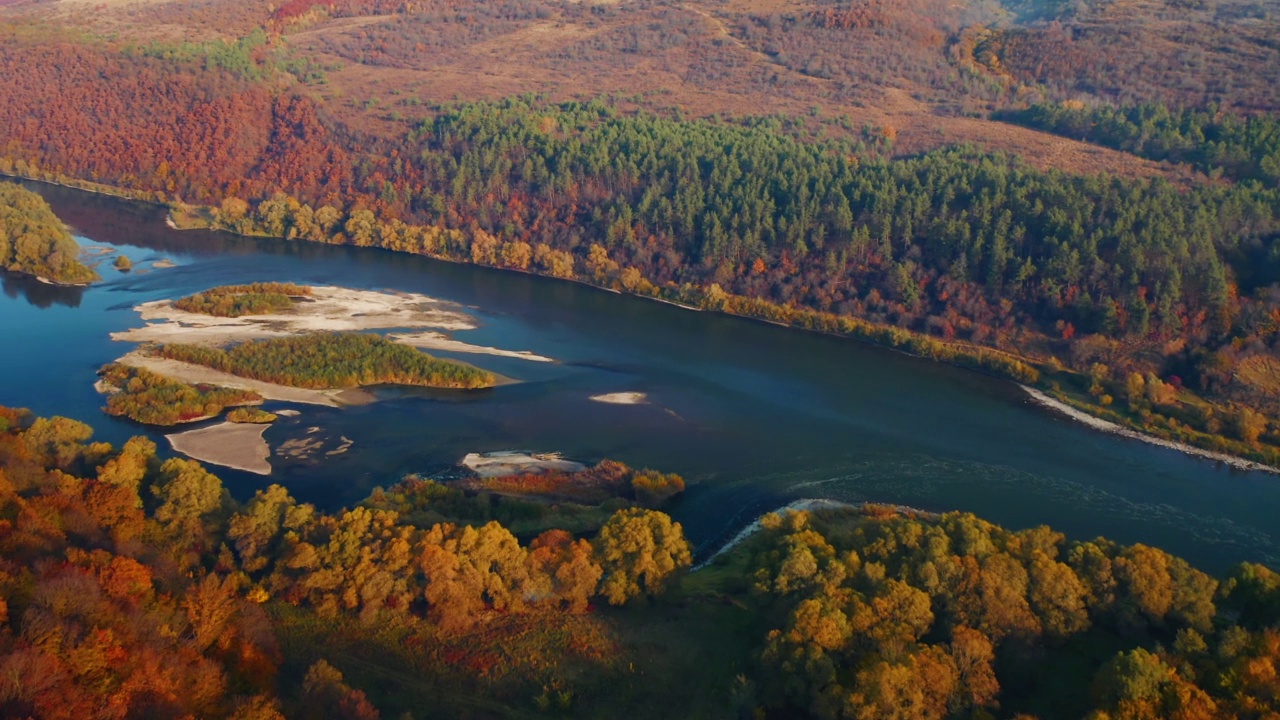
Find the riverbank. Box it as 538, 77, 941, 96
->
167, 421, 272, 475
1022, 386, 1280, 475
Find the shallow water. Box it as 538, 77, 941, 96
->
2, 180, 1278, 572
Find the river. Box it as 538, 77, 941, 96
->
2, 180, 1277, 572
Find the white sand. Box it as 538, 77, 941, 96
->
460, 450, 588, 477
276, 409, 302, 417
114, 349, 374, 407
167, 422, 272, 475
1022, 385, 1280, 474
111, 285, 476, 346
389, 331, 554, 363
590, 392, 647, 405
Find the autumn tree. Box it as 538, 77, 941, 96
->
595, 508, 692, 605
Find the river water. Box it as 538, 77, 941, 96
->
2, 181, 1277, 572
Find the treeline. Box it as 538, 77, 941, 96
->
737, 506, 1280, 718
1002, 102, 1280, 186
153, 333, 497, 389
98, 363, 263, 425
173, 282, 314, 317
0, 405, 694, 718
0, 182, 98, 285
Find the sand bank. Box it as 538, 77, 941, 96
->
115, 349, 374, 407
589, 392, 647, 405
167, 421, 271, 475
111, 285, 476, 347
460, 450, 588, 478
389, 331, 554, 362
1022, 385, 1280, 474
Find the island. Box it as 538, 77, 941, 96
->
0, 182, 99, 285
98, 283, 512, 473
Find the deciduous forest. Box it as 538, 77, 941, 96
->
0, 406, 1277, 718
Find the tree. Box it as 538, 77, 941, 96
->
299, 660, 380, 720
595, 508, 692, 605
150, 457, 229, 565
95, 435, 157, 504
1234, 406, 1268, 445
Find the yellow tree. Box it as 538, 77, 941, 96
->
595, 508, 692, 605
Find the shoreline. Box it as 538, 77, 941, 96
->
1021, 385, 1280, 475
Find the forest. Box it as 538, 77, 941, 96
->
1002, 103, 1280, 186
152, 333, 498, 390
0, 405, 1277, 718
0, 183, 98, 285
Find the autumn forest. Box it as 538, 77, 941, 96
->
2, 0, 1280, 715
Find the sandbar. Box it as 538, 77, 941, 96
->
1022, 385, 1280, 474
389, 331, 554, 363
590, 392, 647, 405
461, 450, 588, 477
115, 349, 375, 407
111, 285, 477, 347
167, 421, 271, 475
